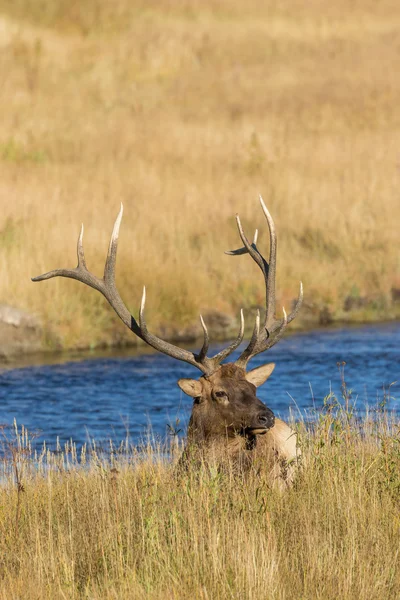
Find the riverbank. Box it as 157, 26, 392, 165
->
0, 408, 398, 599
0, 299, 399, 363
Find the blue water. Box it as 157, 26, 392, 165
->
0, 323, 399, 449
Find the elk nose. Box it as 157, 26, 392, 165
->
259, 411, 275, 429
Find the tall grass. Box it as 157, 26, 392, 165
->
1, 398, 399, 599
0, 0, 400, 349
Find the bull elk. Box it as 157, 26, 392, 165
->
32, 197, 303, 486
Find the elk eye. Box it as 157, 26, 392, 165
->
215, 390, 228, 402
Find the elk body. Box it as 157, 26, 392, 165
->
33, 197, 303, 486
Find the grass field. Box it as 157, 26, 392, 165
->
0, 0, 400, 350
1, 398, 399, 599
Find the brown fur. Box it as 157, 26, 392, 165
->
206, 363, 247, 381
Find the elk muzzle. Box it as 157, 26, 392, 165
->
244, 406, 275, 436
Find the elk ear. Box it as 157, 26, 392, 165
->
177, 378, 203, 398
245, 363, 275, 388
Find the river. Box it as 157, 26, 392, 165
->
0, 323, 399, 449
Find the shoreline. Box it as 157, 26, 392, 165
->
1, 316, 399, 372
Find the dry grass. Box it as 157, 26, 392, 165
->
1, 401, 399, 599
0, 0, 400, 349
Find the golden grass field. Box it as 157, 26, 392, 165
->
0, 0, 400, 351
1, 400, 399, 599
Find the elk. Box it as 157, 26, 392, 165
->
32, 197, 303, 486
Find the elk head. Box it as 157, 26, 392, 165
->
178, 363, 276, 445
32, 197, 303, 465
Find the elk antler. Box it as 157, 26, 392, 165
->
32, 205, 244, 375
225, 196, 303, 368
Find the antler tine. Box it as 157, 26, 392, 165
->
225, 212, 271, 329
235, 310, 260, 368
266, 306, 288, 349
234, 215, 266, 275
226, 197, 303, 368
32, 221, 104, 294
104, 203, 123, 285
258, 195, 277, 330
287, 281, 303, 324
209, 309, 245, 364
32, 207, 139, 336
197, 315, 210, 362
225, 228, 258, 256
77, 224, 87, 269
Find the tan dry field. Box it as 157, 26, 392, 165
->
1, 407, 399, 599
0, 0, 400, 349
